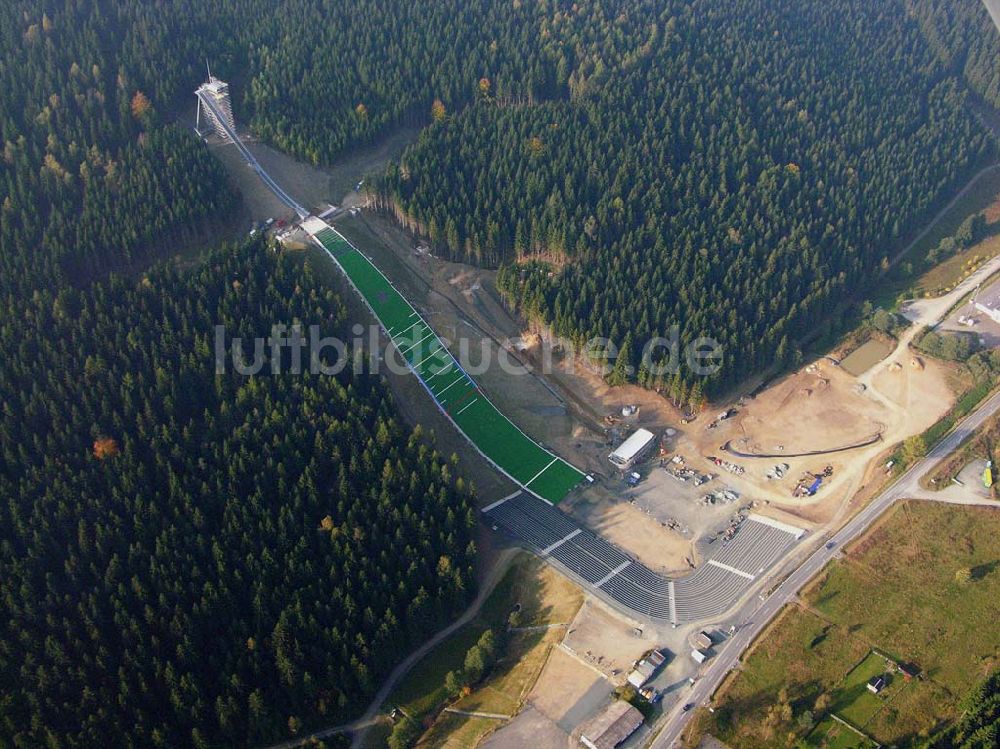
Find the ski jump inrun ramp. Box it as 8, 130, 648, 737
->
301, 217, 585, 504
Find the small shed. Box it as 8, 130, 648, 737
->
694, 631, 713, 650
580, 700, 644, 749
691, 648, 708, 664
867, 676, 885, 694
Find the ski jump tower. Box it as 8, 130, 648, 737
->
192, 62, 308, 217
195, 65, 235, 141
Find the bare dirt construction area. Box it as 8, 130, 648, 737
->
562, 599, 656, 681
727, 360, 887, 456
869, 352, 952, 418
563, 490, 696, 574
668, 340, 956, 528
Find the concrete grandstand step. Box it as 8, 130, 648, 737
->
480, 490, 803, 625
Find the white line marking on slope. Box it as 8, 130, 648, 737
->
542, 529, 581, 554
392, 320, 422, 340
455, 398, 478, 416
525, 457, 559, 487
595, 561, 631, 588
708, 559, 756, 580
435, 376, 467, 399
427, 365, 454, 381
413, 346, 445, 369
481, 491, 522, 513
399, 331, 433, 355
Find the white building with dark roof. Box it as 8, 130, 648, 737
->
609, 428, 656, 471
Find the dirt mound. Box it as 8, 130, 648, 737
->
517, 331, 542, 351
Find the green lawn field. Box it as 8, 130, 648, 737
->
832, 652, 897, 729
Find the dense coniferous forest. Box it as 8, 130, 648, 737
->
907, 0, 1000, 108
0, 243, 477, 747
1, 2, 480, 747
378, 0, 997, 397
0, 2, 236, 299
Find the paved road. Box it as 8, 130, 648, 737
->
650, 386, 1000, 748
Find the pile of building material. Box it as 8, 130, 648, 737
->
715, 512, 750, 542
665, 465, 697, 482
701, 488, 740, 506
792, 466, 833, 497
662, 454, 710, 486
765, 463, 790, 480
706, 456, 745, 475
